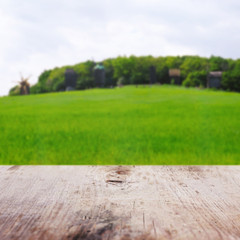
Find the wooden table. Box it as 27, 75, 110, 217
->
0, 166, 240, 240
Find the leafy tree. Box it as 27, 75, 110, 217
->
182, 71, 207, 87
73, 61, 95, 89
103, 58, 115, 86
180, 56, 208, 79
112, 56, 134, 84
165, 56, 183, 68
46, 67, 67, 92
222, 60, 240, 91
209, 56, 228, 71
130, 56, 153, 85
30, 83, 45, 94
154, 57, 169, 84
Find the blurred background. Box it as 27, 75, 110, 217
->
0, 0, 240, 96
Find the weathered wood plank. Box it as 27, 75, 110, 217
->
0, 166, 240, 240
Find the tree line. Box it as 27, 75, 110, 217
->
9, 55, 240, 95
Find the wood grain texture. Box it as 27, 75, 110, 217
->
0, 166, 240, 240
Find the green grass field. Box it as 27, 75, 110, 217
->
1, 85, 240, 164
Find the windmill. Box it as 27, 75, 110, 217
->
18, 73, 31, 95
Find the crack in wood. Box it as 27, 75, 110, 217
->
106, 180, 124, 184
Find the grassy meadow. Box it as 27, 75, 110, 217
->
0, 85, 240, 164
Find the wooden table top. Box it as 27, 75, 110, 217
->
0, 165, 240, 240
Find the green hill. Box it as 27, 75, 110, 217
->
1, 85, 240, 164
8, 55, 240, 96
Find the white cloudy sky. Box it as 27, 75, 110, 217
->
0, 0, 240, 96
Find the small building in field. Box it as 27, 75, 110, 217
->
169, 69, 181, 85
94, 63, 105, 87
149, 66, 157, 84
65, 69, 77, 91
207, 71, 222, 88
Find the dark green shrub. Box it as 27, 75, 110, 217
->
222, 70, 240, 92
182, 71, 207, 87
9, 85, 20, 96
